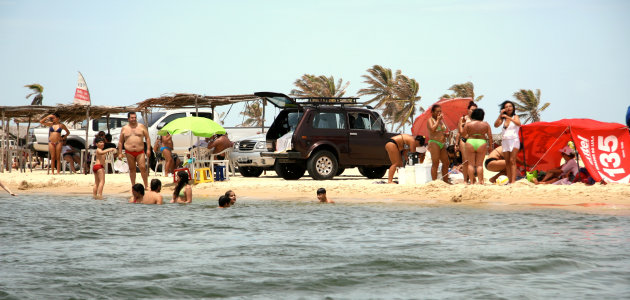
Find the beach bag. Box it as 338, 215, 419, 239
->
114, 158, 128, 173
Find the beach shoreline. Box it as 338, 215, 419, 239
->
1, 168, 629, 214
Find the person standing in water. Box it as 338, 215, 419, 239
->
457, 101, 478, 184
494, 100, 521, 184
462, 108, 493, 184
118, 112, 151, 189
316, 188, 334, 203
172, 171, 192, 203
39, 113, 70, 175
427, 105, 450, 183
384, 134, 423, 184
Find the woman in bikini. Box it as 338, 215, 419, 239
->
462, 108, 493, 184
457, 101, 478, 184
427, 105, 450, 183
39, 113, 70, 175
494, 100, 521, 184
385, 134, 423, 184
172, 170, 192, 203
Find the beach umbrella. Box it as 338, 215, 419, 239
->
157, 116, 226, 137
411, 98, 472, 137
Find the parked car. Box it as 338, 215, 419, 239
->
232, 134, 276, 177
256, 92, 396, 180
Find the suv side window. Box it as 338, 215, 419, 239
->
312, 112, 346, 130
192, 112, 213, 120
159, 113, 186, 128
348, 113, 374, 130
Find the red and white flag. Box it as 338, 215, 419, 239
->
73, 71, 90, 105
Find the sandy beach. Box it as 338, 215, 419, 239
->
2, 167, 629, 214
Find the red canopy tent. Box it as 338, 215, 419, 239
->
411, 98, 472, 137
520, 119, 630, 183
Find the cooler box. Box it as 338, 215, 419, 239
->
397, 167, 416, 184
415, 163, 442, 184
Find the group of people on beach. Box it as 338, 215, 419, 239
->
385, 100, 578, 185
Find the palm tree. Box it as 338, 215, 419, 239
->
239, 100, 263, 127
24, 83, 44, 105
441, 81, 483, 101
393, 75, 422, 132
512, 89, 550, 124
290, 74, 349, 97
358, 65, 402, 130
214, 111, 226, 125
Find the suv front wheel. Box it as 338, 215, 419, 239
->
307, 150, 338, 180
239, 166, 264, 177
275, 163, 306, 180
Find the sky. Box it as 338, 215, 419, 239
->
1, 0, 629, 131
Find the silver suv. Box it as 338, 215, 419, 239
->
232, 134, 276, 177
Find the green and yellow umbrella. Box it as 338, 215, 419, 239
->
157, 116, 226, 137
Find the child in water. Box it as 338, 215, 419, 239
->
218, 190, 237, 208
142, 179, 163, 205
128, 183, 145, 203
317, 188, 334, 203
93, 137, 117, 199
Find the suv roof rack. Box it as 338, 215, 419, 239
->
294, 97, 360, 107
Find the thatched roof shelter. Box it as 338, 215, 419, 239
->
136, 93, 261, 109
0, 104, 142, 124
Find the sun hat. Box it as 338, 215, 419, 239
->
559, 145, 574, 155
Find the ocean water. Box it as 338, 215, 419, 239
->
1, 195, 629, 299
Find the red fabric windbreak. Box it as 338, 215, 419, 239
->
521, 119, 630, 183
412, 98, 472, 137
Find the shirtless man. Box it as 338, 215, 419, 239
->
118, 112, 151, 189
141, 179, 163, 205
154, 133, 175, 175
207, 134, 233, 158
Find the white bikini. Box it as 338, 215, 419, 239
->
501, 120, 520, 152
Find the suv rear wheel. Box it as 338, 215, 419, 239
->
358, 166, 388, 179
239, 166, 264, 177
275, 163, 306, 180
307, 150, 338, 180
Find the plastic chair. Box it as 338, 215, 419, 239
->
193, 167, 214, 183
211, 148, 235, 178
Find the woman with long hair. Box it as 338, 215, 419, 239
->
171, 171, 192, 203
462, 109, 493, 184
384, 134, 423, 184
39, 113, 70, 175
427, 105, 450, 183
494, 100, 521, 184
457, 101, 478, 184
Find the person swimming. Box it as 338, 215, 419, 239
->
218, 190, 237, 207
316, 188, 334, 203
128, 183, 145, 203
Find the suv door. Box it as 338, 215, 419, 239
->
348, 112, 389, 164
303, 110, 349, 159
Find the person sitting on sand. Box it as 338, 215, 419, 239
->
218, 190, 237, 207
129, 183, 145, 203
0, 180, 17, 196
316, 188, 334, 203
93, 137, 118, 199
533, 146, 578, 185
484, 145, 526, 183
385, 134, 423, 184
172, 171, 192, 203
61, 137, 81, 173
427, 105, 450, 183
141, 179, 163, 205
462, 108, 494, 184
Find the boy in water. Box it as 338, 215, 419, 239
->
93, 137, 117, 199
316, 188, 334, 203
142, 179, 163, 205
129, 183, 145, 203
